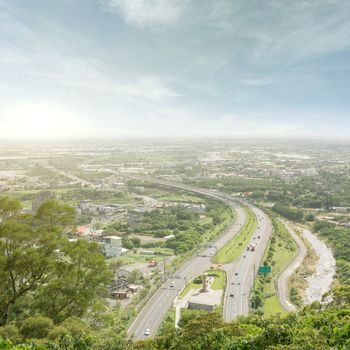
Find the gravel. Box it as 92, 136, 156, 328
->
302, 229, 336, 304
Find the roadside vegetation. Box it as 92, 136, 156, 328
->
105, 201, 234, 255
213, 207, 256, 264
189, 168, 350, 209
133, 296, 350, 350
288, 227, 318, 307
0, 196, 136, 350
313, 221, 350, 285
251, 217, 297, 316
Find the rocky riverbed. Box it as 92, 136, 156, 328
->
302, 229, 336, 304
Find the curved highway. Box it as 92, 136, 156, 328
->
276, 221, 307, 312
114, 175, 273, 340
224, 205, 272, 321
128, 201, 246, 339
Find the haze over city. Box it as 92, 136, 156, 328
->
1, 0, 350, 139
2, 1, 350, 349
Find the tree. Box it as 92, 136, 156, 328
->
0, 198, 111, 326
32, 240, 111, 323
0, 197, 21, 222
0, 219, 59, 325
109, 258, 123, 277
127, 269, 142, 284
332, 285, 350, 306
19, 316, 54, 340
35, 199, 75, 230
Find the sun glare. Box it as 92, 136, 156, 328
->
3, 102, 77, 138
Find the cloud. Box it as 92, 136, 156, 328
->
240, 78, 274, 86
0, 3, 180, 103
216, 0, 350, 64
100, 0, 188, 27
113, 76, 181, 100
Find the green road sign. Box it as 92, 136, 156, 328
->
259, 266, 271, 273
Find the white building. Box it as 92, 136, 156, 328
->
103, 236, 128, 257
188, 204, 206, 213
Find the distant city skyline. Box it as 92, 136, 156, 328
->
0, 0, 350, 139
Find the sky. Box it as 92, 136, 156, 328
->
0, 0, 350, 139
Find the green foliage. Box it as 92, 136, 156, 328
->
127, 269, 143, 284
213, 207, 256, 264
271, 204, 303, 221
19, 316, 54, 340
133, 305, 350, 350
313, 221, 350, 284
106, 201, 233, 255
35, 199, 75, 229
251, 218, 297, 315
122, 237, 141, 250
0, 197, 21, 222
0, 325, 20, 344
0, 196, 111, 327
304, 213, 315, 222
60, 189, 128, 203
289, 288, 302, 307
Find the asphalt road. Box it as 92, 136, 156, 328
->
276, 221, 307, 312
128, 202, 247, 340
126, 177, 273, 340
223, 205, 272, 321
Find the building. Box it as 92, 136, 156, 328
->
188, 204, 206, 213
79, 201, 121, 215
102, 236, 128, 257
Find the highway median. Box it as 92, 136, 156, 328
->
212, 207, 257, 264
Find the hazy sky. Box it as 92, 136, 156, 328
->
1, 0, 350, 139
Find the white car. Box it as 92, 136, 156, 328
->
144, 328, 150, 336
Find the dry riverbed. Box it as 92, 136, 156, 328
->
300, 229, 336, 304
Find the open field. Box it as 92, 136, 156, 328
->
263, 296, 288, 317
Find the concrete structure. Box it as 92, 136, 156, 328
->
79, 201, 121, 215
188, 300, 214, 312
103, 236, 128, 257
188, 204, 206, 213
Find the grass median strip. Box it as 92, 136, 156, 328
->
212, 207, 257, 264
251, 217, 297, 316
179, 270, 226, 299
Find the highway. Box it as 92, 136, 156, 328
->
224, 205, 272, 321
276, 221, 306, 312
49, 167, 273, 328
128, 202, 246, 339
125, 176, 273, 340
